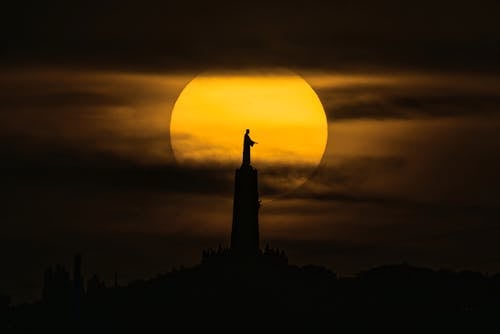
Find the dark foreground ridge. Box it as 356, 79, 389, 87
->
3, 254, 500, 332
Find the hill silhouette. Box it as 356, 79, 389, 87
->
3, 254, 500, 332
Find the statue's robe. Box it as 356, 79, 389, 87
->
242, 133, 255, 166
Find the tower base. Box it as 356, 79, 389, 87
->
230, 165, 260, 255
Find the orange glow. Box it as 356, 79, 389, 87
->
169, 71, 328, 169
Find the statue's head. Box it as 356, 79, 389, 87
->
246, 129, 250, 134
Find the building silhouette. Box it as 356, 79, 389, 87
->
42, 254, 85, 311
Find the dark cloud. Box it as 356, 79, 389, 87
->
325, 94, 500, 120
390, 95, 500, 114
0, 91, 126, 110
318, 86, 500, 120
0, 146, 232, 196
1, 1, 500, 72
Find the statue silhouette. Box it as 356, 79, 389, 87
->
242, 129, 257, 166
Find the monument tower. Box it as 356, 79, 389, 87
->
230, 129, 260, 255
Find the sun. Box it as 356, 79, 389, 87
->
170, 69, 328, 196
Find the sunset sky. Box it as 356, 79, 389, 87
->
1, 1, 500, 302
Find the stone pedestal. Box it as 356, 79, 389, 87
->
230, 165, 260, 254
